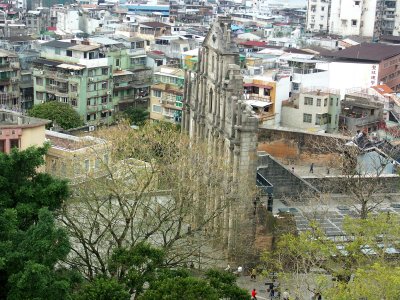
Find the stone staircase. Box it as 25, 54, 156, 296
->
257, 152, 320, 201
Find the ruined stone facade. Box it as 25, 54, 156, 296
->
182, 16, 259, 260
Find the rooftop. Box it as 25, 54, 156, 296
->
140, 22, 171, 28
0, 49, 17, 58
68, 44, 100, 52
324, 43, 400, 62
41, 40, 75, 49
0, 110, 50, 128
45, 130, 105, 151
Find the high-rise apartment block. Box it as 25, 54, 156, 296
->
307, 0, 400, 38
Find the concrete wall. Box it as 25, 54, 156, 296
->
306, 175, 400, 194
20, 125, 46, 150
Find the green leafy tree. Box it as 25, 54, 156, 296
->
29, 101, 84, 130
324, 263, 400, 300
261, 213, 400, 298
0, 146, 78, 299
109, 243, 165, 294
75, 277, 130, 300
140, 269, 250, 300
123, 107, 149, 126
205, 269, 250, 300
140, 277, 219, 300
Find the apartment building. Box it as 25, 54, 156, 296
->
25, 8, 50, 36
149, 66, 184, 124
340, 90, 384, 133
0, 50, 21, 110
307, 0, 400, 38
323, 43, 400, 92
33, 39, 133, 126
306, 0, 331, 33
281, 88, 341, 133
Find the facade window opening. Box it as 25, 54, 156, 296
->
209, 89, 213, 113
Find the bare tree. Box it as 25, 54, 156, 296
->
307, 134, 399, 219
60, 122, 256, 279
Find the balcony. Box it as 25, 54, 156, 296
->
0, 92, 19, 101
0, 77, 11, 85
340, 115, 381, 128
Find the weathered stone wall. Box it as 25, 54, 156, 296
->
257, 128, 348, 166
306, 176, 400, 194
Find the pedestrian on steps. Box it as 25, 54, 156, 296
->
251, 288, 257, 300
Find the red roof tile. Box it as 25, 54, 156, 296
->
239, 41, 268, 47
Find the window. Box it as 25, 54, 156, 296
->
61, 162, 66, 175
101, 96, 107, 104
317, 98, 321, 106
321, 6, 325, 11
10, 139, 19, 149
304, 97, 313, 105
36, 77, 43, 85
101, 82, 108, 89
355, 1, 360, 5
352, 20, 357, 26
88, 69, 95, 77
102, 68, 108, 75
330, 98, 333, 106
303, 113, 312, 123
95, 158, 100, 170
116, 59, 120, 67
55, 48, 61, 55
324, 98, 327, 107
316, 114, 322, 125
153, 105, 162, 113
101, 111, 108, 118
0, 140, 5, 153
36, 92, 44, 100
66, 50, 72, 57
336, 99, 339, 106
71, 99, 77, 106
70, 84, 78, 92
153, 90, 162, 97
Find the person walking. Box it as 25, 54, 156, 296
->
309, 163, 314, 173
251, 268, 257, 281
282, 289, 290, 300
251, 288, 257, 300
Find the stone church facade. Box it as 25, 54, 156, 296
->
182, 16, 259, 260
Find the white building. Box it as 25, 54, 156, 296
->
306, 0, 400, 38
306, 0, 330, 33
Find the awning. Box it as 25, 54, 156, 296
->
244, 100, 273, 108
113, 86, 132, 91
244, 83, 273, 89
34, 58, 61, 67
57, 63, 85, 71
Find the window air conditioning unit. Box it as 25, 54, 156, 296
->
89, 77, 94, 82
107, 91, 112, 95
88, 125, 95, 132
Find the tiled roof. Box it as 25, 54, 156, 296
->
140, 22, 171, 28
41, 40, 74, 49
239, 41, 268, 47
323, 43, 400, 62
